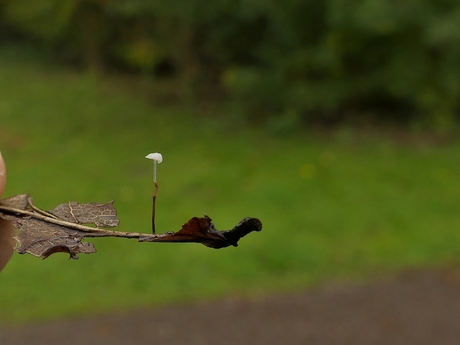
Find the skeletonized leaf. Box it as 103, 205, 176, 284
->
48, 201, 119, 227
0, 194, 29, 211
14, 218, 96, 259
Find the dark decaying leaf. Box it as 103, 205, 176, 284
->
48, 201, 119, 227
139, 216, 225, 245
139, 215, 262, 249
13, 218, 96, 259
217, 217, 263, 248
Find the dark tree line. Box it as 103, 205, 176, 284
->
2, 0, 460, 129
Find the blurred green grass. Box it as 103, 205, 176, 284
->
1, 47, 460, 324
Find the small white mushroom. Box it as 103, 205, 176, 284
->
145, 152, 163, 163
145, 152, 163, 183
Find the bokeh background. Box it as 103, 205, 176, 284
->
1, 0, 460, 341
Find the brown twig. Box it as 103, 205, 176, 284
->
0, 204, 156, 239
152, 181, 158, 234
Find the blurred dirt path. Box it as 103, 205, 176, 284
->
1, 269, 460, 345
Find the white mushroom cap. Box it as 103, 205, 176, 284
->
145, 153, 163, 163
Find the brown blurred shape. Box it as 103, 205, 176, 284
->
0, 151, 17, 272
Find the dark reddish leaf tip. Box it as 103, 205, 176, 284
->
212, 217, 262, 249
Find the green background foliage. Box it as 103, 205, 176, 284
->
0, 48, 460, 323
1, 0, 460, 128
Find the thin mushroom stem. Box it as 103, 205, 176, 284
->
152, 160, 157, 233
152, 180, 158, 234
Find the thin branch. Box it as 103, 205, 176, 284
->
0, 204, 162, 240
27, 197, 59, 219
